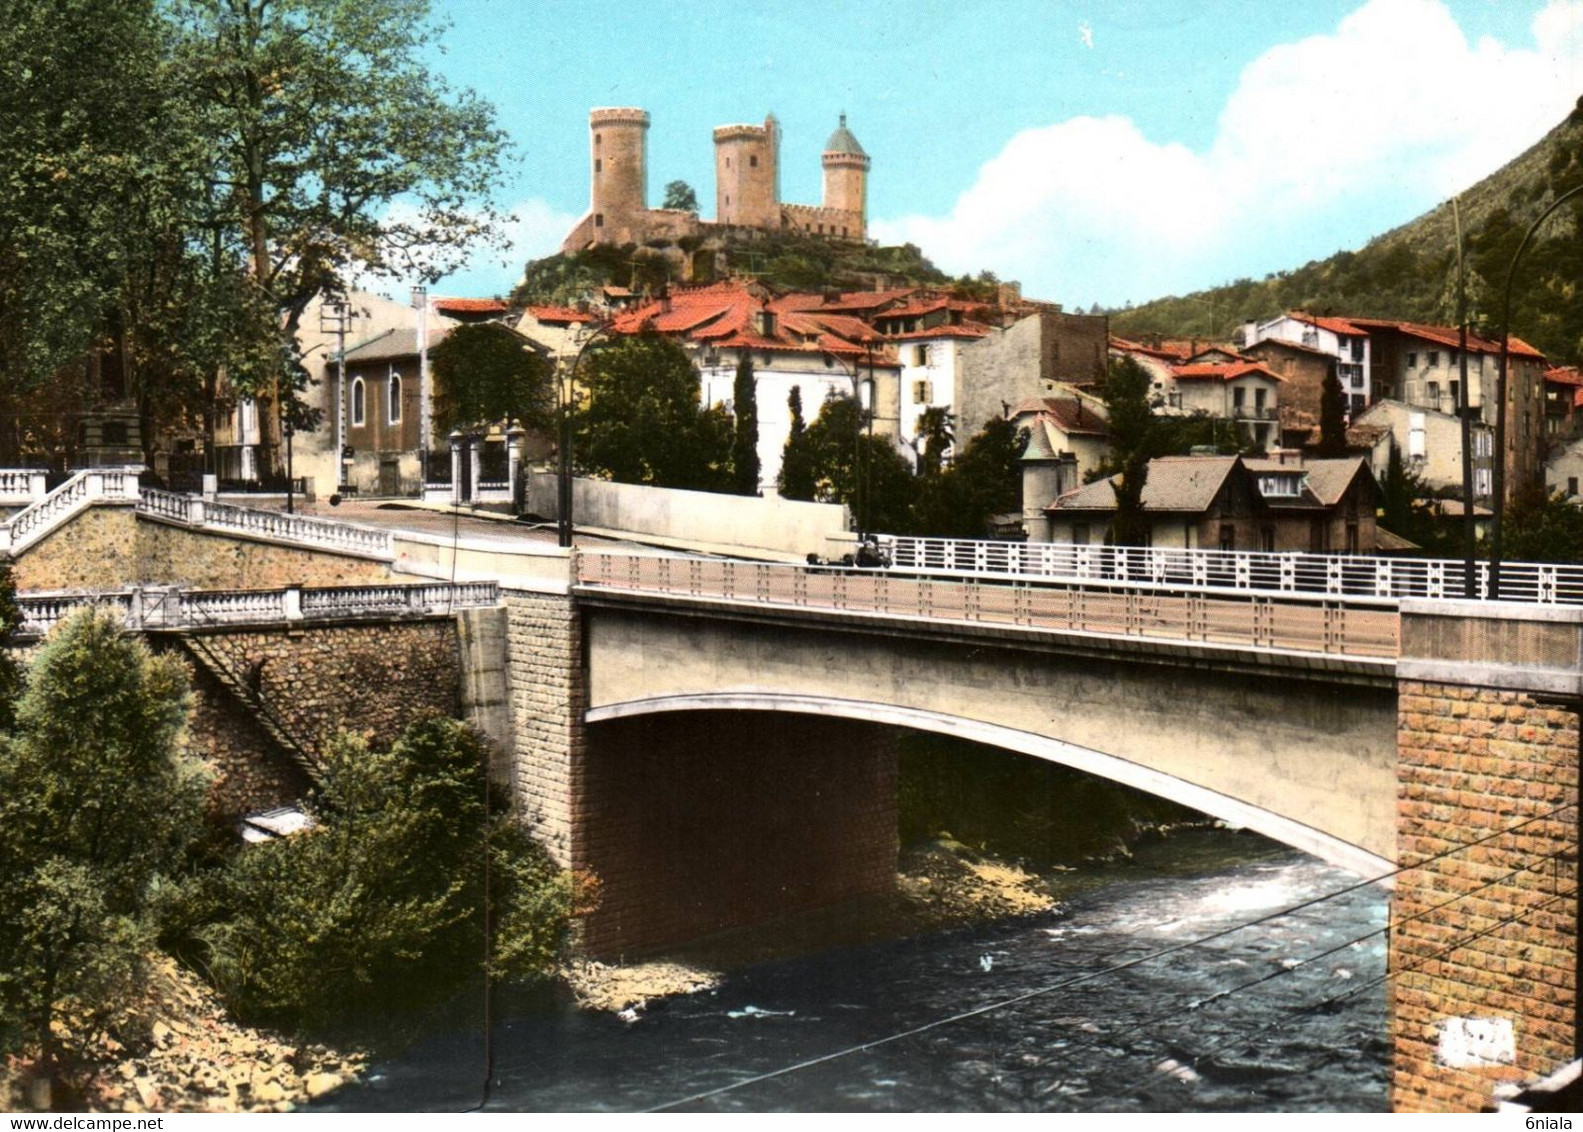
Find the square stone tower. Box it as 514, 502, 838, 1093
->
714, 115, 780, 229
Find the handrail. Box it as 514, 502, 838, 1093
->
882, 536, 1583, 606
573, 550, 1400, 661
137, 488, 395, 559
0, 469, 142, 555
13, 581, 500, 637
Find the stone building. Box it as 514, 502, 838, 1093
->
560, 108, 870, 254
957, 310, 1110, 437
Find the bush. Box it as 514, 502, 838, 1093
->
202, 716, 571, 1026
0, 608, 205, 1059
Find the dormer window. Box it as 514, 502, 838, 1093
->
1258, 472, 1304, 498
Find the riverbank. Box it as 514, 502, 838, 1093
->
565, 837, 1057, 1013
0, 957, 362, 1113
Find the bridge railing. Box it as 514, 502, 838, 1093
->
14, 581, 499, 637
883, 536, 1583, 605
575, 550, 1399, 660
137, 488, 395, 559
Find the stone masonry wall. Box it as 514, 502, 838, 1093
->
576, 711, 898, 957
504, 589, 584, 865
135, 519, 394, 589
184, 620, 461, 815
1392, 680, 1578, 1112
10, 505, 140, 591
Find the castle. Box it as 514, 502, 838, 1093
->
559, 108, 870, 254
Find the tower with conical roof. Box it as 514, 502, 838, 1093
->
821, 113, 869, 237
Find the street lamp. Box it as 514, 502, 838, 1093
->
557, 321, 613, 548
1489, 180, 1583, 599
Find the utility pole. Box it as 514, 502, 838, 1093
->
413, 285, 430, 493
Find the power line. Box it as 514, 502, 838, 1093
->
646, 803, 1576, 1111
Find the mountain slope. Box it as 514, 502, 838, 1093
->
1111, 104, 1583, 362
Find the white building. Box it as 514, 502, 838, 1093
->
1242, 312, 1372, 414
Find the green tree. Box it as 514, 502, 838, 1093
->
1499, 485, 1583, 563
778, 385, 817, 500
911, 416, 1028, 539
1317, 363, 1348, 456
202, 716, 571, 1025
1096, 356, 1155, 545
730, 354, 760, 495
165, 0, 512, 470
791, 394, 916, 533
914, 407, 955, 477
430, 322, 553, 436
0, 609, 206, 1061
575, 334, 732, 491
662, 180, 699, 212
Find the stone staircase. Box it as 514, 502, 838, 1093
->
177, 633, 324, 784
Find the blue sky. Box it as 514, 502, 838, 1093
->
419, 0, 1583, 309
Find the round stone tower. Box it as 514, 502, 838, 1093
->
713, 115, 779, 229
589, 108, 650, 235
821, 113, 870, 235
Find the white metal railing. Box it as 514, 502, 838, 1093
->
14, 581, 499, 637
884, 536, 1583, 606
0, 469, 142, 555
574, 550, 1399, 661
137, 488, 395, 559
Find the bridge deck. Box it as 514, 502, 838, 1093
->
577, 550, 1401, 661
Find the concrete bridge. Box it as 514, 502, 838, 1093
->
3, 475, 1576, 1113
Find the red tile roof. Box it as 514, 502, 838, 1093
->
525, 304, 598, 324
888, 322, 992, 341
1289, 311, 1369, 338
815, 288, 919, 314
434, 297, 508, 314
1546, 365, 1583, 386
1170, 361, 1283, 383
1386, 321, 1545, 360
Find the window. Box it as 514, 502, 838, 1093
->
1428, 350, 1440, 367
1408, 411, 1426, 458
1260, 526, 1275, 552
594, 213, 604, 228
388, 371, 402, 424
351, 377, 366, 427
1427, 381, 1439, 403
1346, 523, 1359, 554
1475, 467, 1492, 497
1233, 387, 1246, 410
1254, 387, 1267, 412
1219, 524, 1235, 551
749, 155, 758, 167
1407, 352, 1417, 367
594, 158, 602, 173
1450, 380, 1459, 405
912, 379, 933, 403
1569, 476, 1579, 497
914, 345, 929, 366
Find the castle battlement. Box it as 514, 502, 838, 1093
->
564, 108, 868, 255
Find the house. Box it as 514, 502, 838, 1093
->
1241, 312, 1373, 414
608, 280, 903, 492
1350, 398, 1495, 503
1041, 453, 1377, 553
1543, 365, 1583, 441
338, 325, 452, 496
1166, 360, 1282, 450
892, 321, 991, 467
957, 310, 1110, 435
1240, 336, 1339, 446
1015, 396, 1108, 541
1359, 320, 1547, 502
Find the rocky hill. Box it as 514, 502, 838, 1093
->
510, 230, 1003, 308
1111, 102, 1583, 363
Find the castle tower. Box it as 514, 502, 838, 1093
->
588, 108, 650, 236
713, 115, 779, 229
821, 113, 869, 236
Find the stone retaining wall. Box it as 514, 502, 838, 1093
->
504, 589, 584, 864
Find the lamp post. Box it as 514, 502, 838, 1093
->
1489, 181, 1583, 599
557, 321, 613, 548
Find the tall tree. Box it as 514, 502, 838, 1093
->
575, 334, 732, 491
1317, 363, 1349, 456
165, 0, 512, 470
779, 385, 816, 500
914, 406, 955, 477
911, 416, 1028, 539
430, 323, 553, 436
788, 393, 915, 534
0, 609, 206, 1062
729, 354, 760, 495
1096, 356, 1155, 545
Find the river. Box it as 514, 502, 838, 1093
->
319, 828, 1390, 1113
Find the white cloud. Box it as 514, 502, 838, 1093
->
873, 0, 1583, 307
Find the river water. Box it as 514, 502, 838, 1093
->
322, 829, 1389, 1113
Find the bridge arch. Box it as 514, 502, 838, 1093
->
588, 691, 1394, 879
